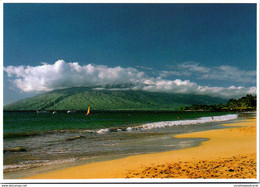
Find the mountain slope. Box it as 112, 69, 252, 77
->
4, 87, 227, 111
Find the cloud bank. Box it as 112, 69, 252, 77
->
161, 62, 256, 84
4, 60, 144, 92
4, 60, 256, 98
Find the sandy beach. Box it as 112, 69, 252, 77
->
25, 117, 257, 179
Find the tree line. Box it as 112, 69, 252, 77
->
180, 94, 256, 111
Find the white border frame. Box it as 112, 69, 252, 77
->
1, 0, 259, 185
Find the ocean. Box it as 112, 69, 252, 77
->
3, 110, 248, 179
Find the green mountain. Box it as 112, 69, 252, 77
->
4, 87, 227, 111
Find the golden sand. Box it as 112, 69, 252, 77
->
26, 117, 257, 179
126, 153, 256, 178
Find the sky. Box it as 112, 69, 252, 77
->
3, 3, 257, 105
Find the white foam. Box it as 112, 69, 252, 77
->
96, 128, 109, 134
131, 114, 238, 131
126, 127, 132, 131
95, 114, 238, 133
4, 158, 78, 172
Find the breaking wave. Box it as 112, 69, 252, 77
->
138, 114, 238, 130
96, 114, 238, 134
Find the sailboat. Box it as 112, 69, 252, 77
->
67, 106, 76, 113
52, 101, 57, 115
86, 106, 90, 116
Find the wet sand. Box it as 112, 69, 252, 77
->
26, 117, 257, 179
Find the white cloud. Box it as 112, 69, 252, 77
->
4, 60, 256, 98
135, 66, 153, 70
141, 78, 256, 98
159, 70, 191, 77
162, 62, 256, 84
178, 62, 211, 73
4, 60, 145, 92
195, 85, 256, 98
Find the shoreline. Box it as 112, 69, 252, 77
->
24, 116, 257, 179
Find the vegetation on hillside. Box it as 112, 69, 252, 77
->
4, 87, 227, 111
179, 94, 256, 111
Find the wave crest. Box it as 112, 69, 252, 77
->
139, 114, 238, 130
97, 114, 238, 133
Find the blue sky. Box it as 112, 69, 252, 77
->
4, 3, 257, 105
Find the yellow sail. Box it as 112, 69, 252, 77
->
86, 106, 90, 115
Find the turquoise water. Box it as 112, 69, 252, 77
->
4, 111, 235, 136
4, 110, 246, 179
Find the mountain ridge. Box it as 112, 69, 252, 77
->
4, 87, 227, 111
